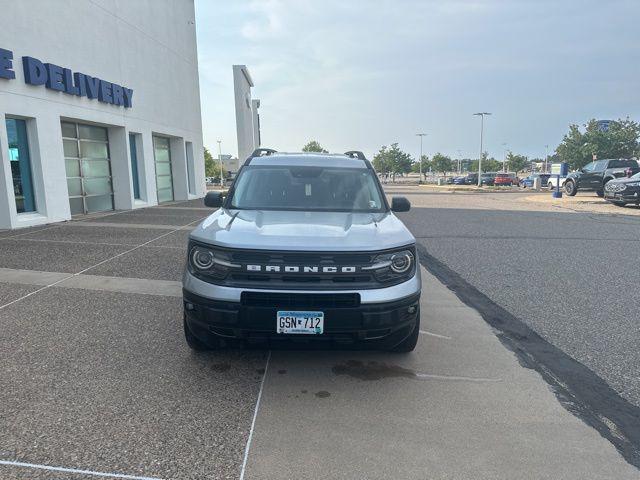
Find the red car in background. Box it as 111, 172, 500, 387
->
494, 173, 515, 186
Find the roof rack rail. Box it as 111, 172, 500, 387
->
250, 148, 277, 158
244, 148, 277, 165
344, 151, 366, 160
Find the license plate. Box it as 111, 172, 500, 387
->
276, 311, 324, 334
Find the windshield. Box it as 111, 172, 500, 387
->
228, 165, 386, 212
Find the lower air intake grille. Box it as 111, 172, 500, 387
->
241, 292, 360, 308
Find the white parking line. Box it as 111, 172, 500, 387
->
0, 460, 163, 480
0, 236, 182, 250
239, 350, 272, 480
419, 330, 452, 340
0, 216, 204, 311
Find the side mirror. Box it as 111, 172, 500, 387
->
204, 191, 224, 208
391, 196, 410, 212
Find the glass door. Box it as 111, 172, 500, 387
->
153, 136, 174, 203
62, 121, 113, 215
6, 118, 36, 213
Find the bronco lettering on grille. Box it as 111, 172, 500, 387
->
246, 265, 358, 273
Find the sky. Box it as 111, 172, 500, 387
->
195, 0, 640, 161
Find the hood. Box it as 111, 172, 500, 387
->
608, 175, 639, 184
189, 209, 415, 251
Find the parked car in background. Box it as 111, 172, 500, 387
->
494, 173, 514, 186
480, 172, 497, 186
603, 171, 640, 206
507, 172, 519, 185
464, 173, 478, 185
564, 159, 640, 196
519, 173, 551, 188
453, 176, 467, 185
547, 175, 567, 190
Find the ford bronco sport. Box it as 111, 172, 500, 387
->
182, 149, 421, 352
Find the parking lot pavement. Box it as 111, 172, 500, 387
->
394, 199, 640, 404
242, 267, 638, 480
2, 200, 639, 479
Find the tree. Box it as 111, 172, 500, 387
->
431, 153, 453, 176
302, 140, 328, 153
556, 118, 640, 170
372, 143, 413, 181
470, 152, 501, 173
411, 155, 431, 178
204, 147, 217, 177
389, 143, 413, 175
204, 147, 226, 179
505, 152, 529, 173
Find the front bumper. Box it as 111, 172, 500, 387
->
604, 190, 640, 203
183, 289, 421, 349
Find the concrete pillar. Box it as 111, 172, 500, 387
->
109, 126, 134, 210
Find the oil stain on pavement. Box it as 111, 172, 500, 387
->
332, 360, 416, 381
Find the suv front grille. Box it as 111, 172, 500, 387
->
225, 248, 382, 290
241, 292, 360, 308
189, 244, 415, 290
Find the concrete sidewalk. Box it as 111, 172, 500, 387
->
242, 267, 638, 480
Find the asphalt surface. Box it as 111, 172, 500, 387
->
392, 187, 640, 408
1, 195, 639, 479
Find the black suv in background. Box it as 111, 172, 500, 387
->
463, 173, 478, 185
604, 172, 640, 206
564, 159, 640, 196
480, 172, 497, 186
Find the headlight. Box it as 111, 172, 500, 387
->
390, 251, 413, 273
363, 248, 415, 283
189, 244, 240, 280
191, 247, 215, 270
627, 182, 640, 187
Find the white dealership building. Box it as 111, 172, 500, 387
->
233, 65, 261, 162
0, 0, 205, 230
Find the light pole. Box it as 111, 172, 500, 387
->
456, 149, 462, 174
416, 133, 427, 183
502, 142, 508, 172
544, 144, 549, 173
473, 112, 491, 186
217, 140, 223, 187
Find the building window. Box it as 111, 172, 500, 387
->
6, 118, 36, 213
129, 133, 141, 200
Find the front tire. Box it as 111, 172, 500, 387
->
389, 310, 420, 353
564, 180, 577, 196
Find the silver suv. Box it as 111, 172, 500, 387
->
182, 150, 421, 352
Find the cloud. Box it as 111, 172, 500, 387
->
240, 0, 286, 40
196, 0, 640, 159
